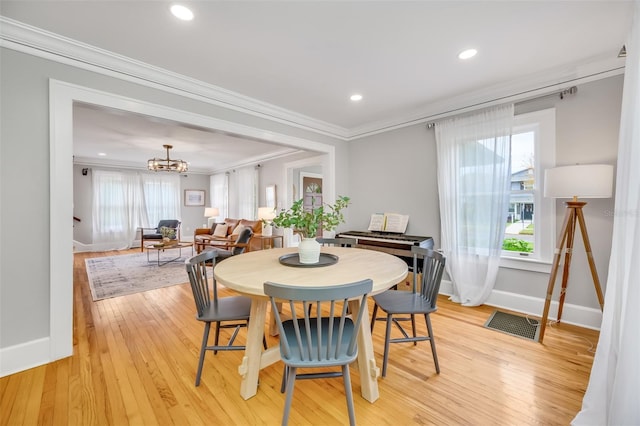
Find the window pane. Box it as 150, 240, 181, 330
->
504, 131, 535, 254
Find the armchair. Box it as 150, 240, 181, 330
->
139, 220, 181, 251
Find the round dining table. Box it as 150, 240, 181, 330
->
214, 246, 408, 402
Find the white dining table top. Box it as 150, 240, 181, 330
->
214, 246, 408, 297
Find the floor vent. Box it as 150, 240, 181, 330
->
484, 310, 540, 341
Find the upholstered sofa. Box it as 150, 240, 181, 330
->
194, 218, 262, 253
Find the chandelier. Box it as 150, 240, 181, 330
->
147, 144, 188, 172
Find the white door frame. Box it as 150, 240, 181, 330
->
48, 79, 336, 362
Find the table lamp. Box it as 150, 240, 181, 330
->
258, 207, 276, 236
204, 207, 219, 228
538, 164, 613, 342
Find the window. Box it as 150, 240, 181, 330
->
92, 170, 180, 248
501, 108, 556, 270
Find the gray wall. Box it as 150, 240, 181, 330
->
347, 76, 622, 311
0, 47, 346, 352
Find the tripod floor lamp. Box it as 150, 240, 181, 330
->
538, 164, 614, 343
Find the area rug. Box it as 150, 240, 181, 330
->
85, 251, 191, 301
483, 310, 540, 341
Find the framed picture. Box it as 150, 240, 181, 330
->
184, 189, 205, 206
266, 184, 276, 208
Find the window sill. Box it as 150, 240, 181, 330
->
499, 256, 552, 273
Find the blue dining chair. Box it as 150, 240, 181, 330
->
264, 279, 373, 426
370, 246, 446, 377
185, 250, 266, 386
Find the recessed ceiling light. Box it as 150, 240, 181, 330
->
350, 94, 363, 102
458, 48, 478, 60
171, 4, 194, 21
98, 152, 107, 156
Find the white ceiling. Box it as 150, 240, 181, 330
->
0, 1, 632, 173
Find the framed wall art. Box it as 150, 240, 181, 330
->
184, 189, 205, 206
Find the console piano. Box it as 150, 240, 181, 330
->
337, 230, 434, 264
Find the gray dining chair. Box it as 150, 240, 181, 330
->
185, 250, 265, 386
207, 227, 253, 260
370, 246, 446, 377
264, 279, 373, 426
316, 237, 357, 247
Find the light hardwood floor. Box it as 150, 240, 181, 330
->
1, 249, 599, 425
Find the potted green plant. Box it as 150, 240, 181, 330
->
272, 195, 350, 263
160, 226, 177, 246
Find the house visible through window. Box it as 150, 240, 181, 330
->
501, 108, 556, 266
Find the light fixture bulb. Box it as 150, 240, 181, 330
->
350, 94, 363, 102
458, 48, 478, 60
171, 4, 194, 21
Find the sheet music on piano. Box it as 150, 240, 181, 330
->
367, 213, 409, 234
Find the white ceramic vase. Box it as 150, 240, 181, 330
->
262, 223, 273, 236
298, 237, 321, 264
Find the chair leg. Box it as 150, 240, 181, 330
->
370, 303, 379, 331
280, 365, 287, 393
411, 314, 417, 346
382, 313, 393, 377
195, 322, 211, 386
213, 321, 221, 355
425, 314, 440, 374
342, 364, 356, 426
282, 366, 297, 426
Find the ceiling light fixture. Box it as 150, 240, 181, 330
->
350, 94, 363, 102
170, 4, 194, 21
458, 48, 478, 60
148, 144, 188, 172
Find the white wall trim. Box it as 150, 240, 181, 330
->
0, 338, 50, 378
0, 16, 625, 143
347, 62, 624, 140
0, 16, 349, 140
39, 79, 338, 375
439, 280, 602, 331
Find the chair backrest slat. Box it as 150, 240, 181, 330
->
265, 279, 373, 363
185, 250, 218, 317
411, 246, 446, 309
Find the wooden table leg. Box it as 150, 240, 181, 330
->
349, 299, 380, 403
238, 297, 268, 399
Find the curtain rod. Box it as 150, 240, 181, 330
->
425, 85, 578, 129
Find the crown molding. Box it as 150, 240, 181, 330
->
346, 55, 625, 140
0, 17, 350, 140
1, 16, 625, 143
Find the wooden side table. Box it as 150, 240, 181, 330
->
253, 234, 283, 250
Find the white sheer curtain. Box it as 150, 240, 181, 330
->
92, 170, 180, 251
92, 170, 146, 250
435, 104, 513, 306
236, 166, 258, 219
210, 173, 229, 220
140, 173, 180, 226
572, 3, 640, 424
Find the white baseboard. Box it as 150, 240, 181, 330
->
0, 337, 54, 378
439, 280, 602, 330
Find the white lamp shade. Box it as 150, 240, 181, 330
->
204, 207, 219, 218
544, 164, 614, 199
258, 206, 276, 221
